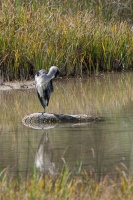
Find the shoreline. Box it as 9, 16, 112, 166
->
0, 70, 133, 91
0, 80, 34, 91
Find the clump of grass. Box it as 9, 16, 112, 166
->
0, 0, 133, 80
1, 165, 133, 199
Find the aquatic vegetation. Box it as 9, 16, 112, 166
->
0, 0, 133, 80
0, 165, 133, 200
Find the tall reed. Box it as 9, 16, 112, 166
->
0, 0, 133, 80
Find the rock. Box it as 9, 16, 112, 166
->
22, 112, 104, 129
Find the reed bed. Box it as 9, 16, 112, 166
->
0, 0, 133, 80
0, 166, 133, 200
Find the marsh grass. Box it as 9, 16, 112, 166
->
0, 0, 133, 80
1, 165, 133, 200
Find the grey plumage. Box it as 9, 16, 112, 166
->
35, 66, 60, 111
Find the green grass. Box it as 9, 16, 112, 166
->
0, 0, 133, 80
1, 166, 133, 200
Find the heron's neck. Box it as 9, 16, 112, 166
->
47, 71, 55, 80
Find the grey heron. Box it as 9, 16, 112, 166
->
35, 66, 60, 112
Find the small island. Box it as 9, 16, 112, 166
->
22, 112, 104, 129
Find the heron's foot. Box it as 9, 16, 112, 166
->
42, 111, 45, 115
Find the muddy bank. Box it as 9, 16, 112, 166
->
0, 81, 34, 91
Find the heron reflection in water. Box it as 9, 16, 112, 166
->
35, 66, 60, 112
35, 132, 56, 174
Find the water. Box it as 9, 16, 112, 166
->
0, 72, 133, 179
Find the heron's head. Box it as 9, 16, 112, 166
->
49, 66, 60, 78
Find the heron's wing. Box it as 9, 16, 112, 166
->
36, 80, 53, 109
35, 70, 54, 109
35, 70, 47, 89
47, 80, 54, 95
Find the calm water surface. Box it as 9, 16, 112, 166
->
0, 72, 133, 179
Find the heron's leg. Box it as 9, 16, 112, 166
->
42, 108, 45, 114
